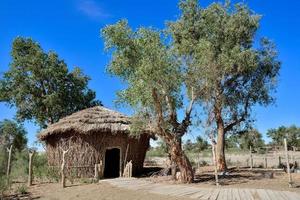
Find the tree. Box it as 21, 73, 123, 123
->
239, 129, 264, 150
267, 125, 300, 149
102, 20, 200, 183
0, 119, 27, 152
226, 129, 264, 150
0, 37, 101, 128
194, 136, 209, 151
168, 0, 280, 170
0, 119, 27, 175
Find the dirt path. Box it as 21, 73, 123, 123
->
28, 182, 189, 200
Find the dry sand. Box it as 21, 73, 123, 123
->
28, 182, 190, 200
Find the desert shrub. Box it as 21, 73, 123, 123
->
0, 176, 9, 196
79, 178, 93, 184
15, 184, 28, 194
10, 150, 28, 182
146, 148, 167, 158
33, 152, 48, 181
199, 160, 208, 167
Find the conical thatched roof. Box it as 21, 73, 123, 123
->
38, 106, 132, 140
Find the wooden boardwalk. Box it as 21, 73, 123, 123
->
101, 178, 300, 200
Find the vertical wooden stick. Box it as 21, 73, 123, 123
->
61, 149, 69, 188
212, 143, 219, 186
6, 145, 13, 184
28, 151, 35, 186
94, 164, 99, 181
264, 157, 267, 169
284, 138, 293, 188
250, 146, 253, 170
278, 156, 281, 167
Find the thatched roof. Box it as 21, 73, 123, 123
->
38, 106, 133, 140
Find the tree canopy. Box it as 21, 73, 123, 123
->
0, 37, 101, 128
267, 125, 300, 149
0, 119, 27, 152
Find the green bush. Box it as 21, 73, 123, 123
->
15, 184, 28, 194
10, 151, 28, 182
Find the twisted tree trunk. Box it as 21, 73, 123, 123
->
169, 140, 194, 183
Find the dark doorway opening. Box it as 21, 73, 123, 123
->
104, 148, 120, 178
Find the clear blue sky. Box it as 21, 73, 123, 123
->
0, 0, 299, 147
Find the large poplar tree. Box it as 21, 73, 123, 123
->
169, 0, 280, 170
0, 37, 101, 128
102, 21, 200, 183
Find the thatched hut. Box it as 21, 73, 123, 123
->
38, 106, 151, 178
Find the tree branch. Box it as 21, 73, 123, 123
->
224, 96, 250, 133
176, 87, 196, 137
152, 88, 173, 141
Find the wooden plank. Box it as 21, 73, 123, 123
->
231, 188, 241, 200
208, 188, 220, 200
190, 189, 210, 199
256, 189, 272, 200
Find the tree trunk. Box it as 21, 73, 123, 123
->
216, 117, 227, 171
169, 140, 194, 183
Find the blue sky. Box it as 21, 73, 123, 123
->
0, 0, 300, 147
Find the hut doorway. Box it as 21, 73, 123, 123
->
104, 148, 120, 178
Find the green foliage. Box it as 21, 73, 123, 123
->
267, 125, 300, 149
169, 0, 280, 134
0, 176, 10, 196
184, 136, 209, 153
0, 37, 101, 128
102, 20, 186, 136
15, 184, 28, 194
10, 150, 28, 182
0, 120, 28, 177
32, 152, 48, 181
0, 119, 27, 152
226, 129, 265, 150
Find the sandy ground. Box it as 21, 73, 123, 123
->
26, 182, 190, 200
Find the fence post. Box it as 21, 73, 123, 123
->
6, 145, 13, 184
94, 164, 99, 181
264, 157, 267, 169
284, 138, 293, 188
250, 146, 253, 170
61, 148, 70, 188
28, 151, 35, 186
211, 143, 219, 186
278, 156, 281, 167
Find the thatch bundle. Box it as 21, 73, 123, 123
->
38, 106, 151, 178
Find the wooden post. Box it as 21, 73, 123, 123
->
264, 157, 267, 169
284, 138, 293, 188
94, 164, 99, 181
278, 156, 282, 167
6, 145, 13, 184
250, 146, 253, 170
211, 143, 219, 186
61, 148, 70, 188
28, 151, 35, 186
292, 146, 296, 164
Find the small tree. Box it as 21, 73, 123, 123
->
267, 125, 300, 149
0, 37, 101, 128
102, 21, 200, 183
168, 0, 280, 170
